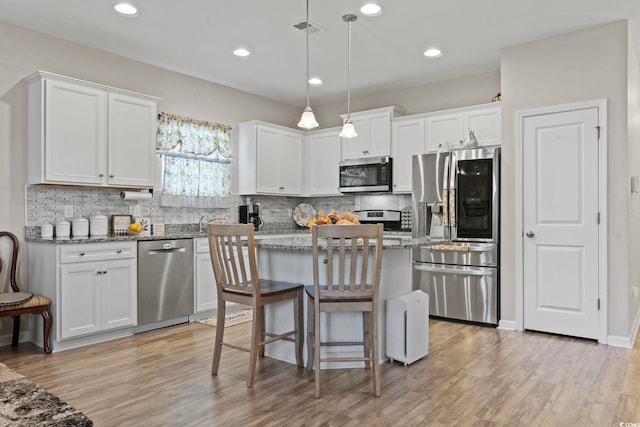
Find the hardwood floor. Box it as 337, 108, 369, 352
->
0, 319, 638, 426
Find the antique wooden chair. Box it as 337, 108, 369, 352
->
306, 223, 383, 397
207, 224, 304, 387
0, 231, 52, 353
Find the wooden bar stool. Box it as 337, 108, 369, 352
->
207, 224, 304, 387
306, 223, 383, 397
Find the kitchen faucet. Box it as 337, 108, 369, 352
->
199, 215, 227, 232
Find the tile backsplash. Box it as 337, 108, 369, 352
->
25, 185, 411, 233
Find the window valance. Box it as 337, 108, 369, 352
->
157, 112, 232, 159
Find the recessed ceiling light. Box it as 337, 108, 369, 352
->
309, 77, 323, 86
114, 2, 138, 16
360, 3, 383, 16
424, 48, 443, 58
233, 48, 251, 57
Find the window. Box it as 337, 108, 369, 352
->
156, 113, 232, 208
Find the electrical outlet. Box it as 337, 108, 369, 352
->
64, 205, 74, 218
133, 204, 141, 218
632, 286, 639, 298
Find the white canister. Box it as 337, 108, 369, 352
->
40, 224, 53, 239
55, 220, 70, 238
89, 215, 108, 237
72, 217, 89, 238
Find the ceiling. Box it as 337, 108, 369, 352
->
1, 0, 640, 107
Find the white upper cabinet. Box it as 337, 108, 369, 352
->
463, 105, 501, 147
425, 103, 501, 153
108, 92, 158, 188
426, 113, 464, 153
391, 117, 426, 193
340, 106, 403, 160
26, 71, 159, 188
234, 121, 303, 195
304, 127, 342, 196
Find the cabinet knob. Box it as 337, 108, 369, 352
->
102, 270, 108, 275
79, 252, 85, 256
97, 271, 102, 275
117, 249, 122, 254
98, 174, 104, 178
109, 174, 114, 178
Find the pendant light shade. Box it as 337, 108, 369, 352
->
339, 14, 358, 139
298, 107, 319, 129
298, 0, 319, 129
339, 119, 357, 138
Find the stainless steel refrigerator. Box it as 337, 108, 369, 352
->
411, 147, 500, 325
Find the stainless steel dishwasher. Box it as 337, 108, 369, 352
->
138, 239, 194, 325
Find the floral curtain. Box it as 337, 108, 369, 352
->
157, 113, 232, 208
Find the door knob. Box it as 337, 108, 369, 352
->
525, 231, 535, 238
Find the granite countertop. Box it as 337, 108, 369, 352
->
254, 234, 418, 250
26, 224, 416, 249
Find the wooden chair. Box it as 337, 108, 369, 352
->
207, 223, 304, 387
306, 223, 384, 398
0, 231, 52, 354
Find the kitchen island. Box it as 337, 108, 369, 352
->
253, 234, 418, 368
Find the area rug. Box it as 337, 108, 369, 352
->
197, 308, 253, 328
0, 362, 92, 426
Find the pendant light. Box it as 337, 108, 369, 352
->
339, 14, 358, 138
298, 0, 319, 129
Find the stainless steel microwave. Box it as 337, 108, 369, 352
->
339, 156, 392, 193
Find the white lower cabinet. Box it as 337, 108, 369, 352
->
194, 237, 248, 313
60, 258, 136, 339
28, 241, 137, 351
195, 238, 217, 312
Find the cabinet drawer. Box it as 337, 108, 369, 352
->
59, 242, 136, 263
195, 238, 209, 253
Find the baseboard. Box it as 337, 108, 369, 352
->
0, 331, 30, 348
608, 307, 640, 348
497, 319, 517, 331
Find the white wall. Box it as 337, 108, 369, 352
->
501, 21, 633, 337
627, 28, 640, 336
0, 21, 299, 333
315, 71, 501, 127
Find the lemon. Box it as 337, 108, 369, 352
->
128, 223, 143, 233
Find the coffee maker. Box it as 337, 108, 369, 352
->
239, 204, 262, 230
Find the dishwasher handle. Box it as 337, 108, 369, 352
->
148, 247, 188, 254
413, 263, 494, 276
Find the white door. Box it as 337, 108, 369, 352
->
523, 107, 599, 339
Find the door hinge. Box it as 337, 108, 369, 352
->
597, 298, 600, 310
596, 125, 601, 140
596, 212, 600, 224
